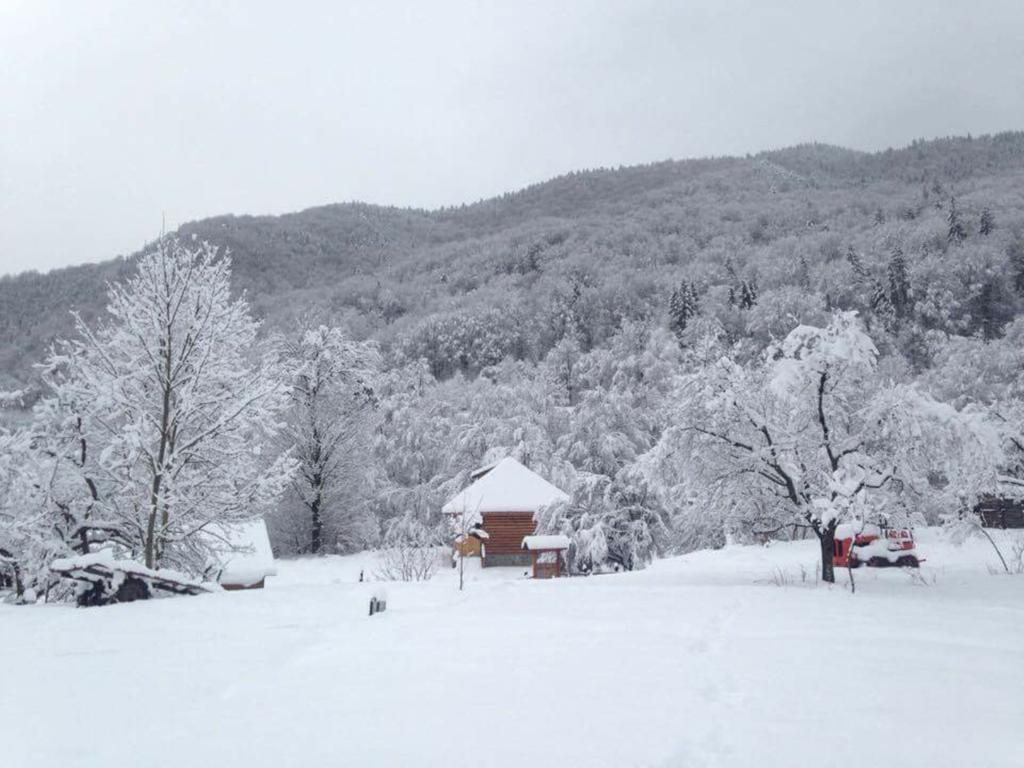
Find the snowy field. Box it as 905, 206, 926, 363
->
3, 528, 1023, 768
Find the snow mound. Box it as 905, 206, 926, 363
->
208, 519, 277, 587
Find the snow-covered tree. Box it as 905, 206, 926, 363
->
666, 312, 997, 582
979, 207, 995, 236
272, 324, 381, 555
0, 428, 37, 596
947, 197, 967, 244
1010, 238, 1024, 296
886, 244, 913, 323
34, 236, 295, 577
925, 318, 1024, 479
669, 280, 701, 342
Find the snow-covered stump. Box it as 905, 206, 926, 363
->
50, 551, 213, 607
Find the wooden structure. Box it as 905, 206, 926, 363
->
443, 457, 570, 567
479, 512, 536, 565
975, 496, 1024, 529
522, 535, 570, 579
453, 531, 484, 558
221, 577, 266, 592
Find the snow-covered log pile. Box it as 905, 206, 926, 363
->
50, 550, 215, 607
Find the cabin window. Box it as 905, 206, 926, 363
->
537, 551, 558, 564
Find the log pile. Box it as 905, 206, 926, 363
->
50, 550, 212, 606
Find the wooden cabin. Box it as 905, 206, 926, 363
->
443, 457, 569, 567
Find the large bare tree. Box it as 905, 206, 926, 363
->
275, 325, 380, 554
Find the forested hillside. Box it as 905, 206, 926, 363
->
4, 133, 1024, 570
5, 133, 1023, 395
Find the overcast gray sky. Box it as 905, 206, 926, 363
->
2, 0, 1023, 276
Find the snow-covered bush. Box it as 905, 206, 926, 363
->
374, 516, 443, 582
536, 468, 667, 574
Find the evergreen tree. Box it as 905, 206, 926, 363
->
1008, 238, 1024, 296
900, 325, 932, 373
947, 197, 966, 245
738, 279, 758, 310
979, 207, 995, 236
886, 244, 912, 320
797, 254, 811, 291
973, 280, 1011, 341
668, 280, 701, 340
846, 246, 869, 280
870, 281, 896, 332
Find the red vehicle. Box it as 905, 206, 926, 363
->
832, 523, 922, 569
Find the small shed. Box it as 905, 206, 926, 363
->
522, 534, 571, 579
210, 519, 277, 590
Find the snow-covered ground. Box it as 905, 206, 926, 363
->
3, 528, 1023, 768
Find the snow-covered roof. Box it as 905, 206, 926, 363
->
442, 457, 569, 516
210, 519, 277, 587
470, 461, 499, 480
522, 534, 571, 551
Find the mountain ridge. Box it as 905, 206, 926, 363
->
3, 131, 1024, 397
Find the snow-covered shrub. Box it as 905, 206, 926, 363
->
536, 469, 667, 574
1010, 536, 1024, 575
374, 516, 443, 582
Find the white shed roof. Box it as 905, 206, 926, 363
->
442, 457, 569, 516
522, 534, 571, 551
209, 519, 277, 587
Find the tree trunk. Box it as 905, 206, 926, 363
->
310, 495, 322, 555
145, 353, 174, 568
819, 529, 836, 584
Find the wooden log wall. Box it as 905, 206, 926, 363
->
480, 512, 536, 555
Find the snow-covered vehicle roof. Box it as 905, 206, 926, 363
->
442, 456, 569, 516
208, 519, 277, 588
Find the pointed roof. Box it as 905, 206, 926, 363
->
442, 457, 569, 516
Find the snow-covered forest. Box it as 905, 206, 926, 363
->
2, 136, 1024, 597
7, 0, 1024, 758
